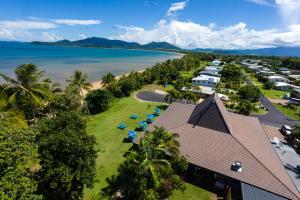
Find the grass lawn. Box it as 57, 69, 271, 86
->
170, 183, 216, 200
84, 92, 213, 199
274, 104, 300, 120
248, 75, 289, 99
141, 83, 174, 92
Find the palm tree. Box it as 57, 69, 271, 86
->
165, 89, 182, 104
67, 70, 92, 113
0, 64, 52, 119
101, 72, 115, 87
67, 70, 92, 98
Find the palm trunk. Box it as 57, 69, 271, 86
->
80, 89, 90, 115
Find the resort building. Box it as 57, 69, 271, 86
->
274, 82, 300, 91
268, 75, 290, 83
141, 94, 300, 200
192, 74, 220, 87
258, 70, 276, 77
201, 66, 222, 77
212, 59, 222, 66
279, 68, 292, 75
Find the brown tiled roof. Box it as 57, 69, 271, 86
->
147, 94, 300, 200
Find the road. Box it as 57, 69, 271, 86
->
255, 96, 299, 127
245, 73, 299, 127
136, 89, 300, 128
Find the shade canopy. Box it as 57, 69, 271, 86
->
128, 131, 137, 138
147, 114, 154, 119
118, 123, 127, 129
139, 121, 147, 126
130, 114, 138, 119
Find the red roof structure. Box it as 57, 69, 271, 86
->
146, 94, 300, 199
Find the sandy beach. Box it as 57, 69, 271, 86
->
83, 69, 145, 96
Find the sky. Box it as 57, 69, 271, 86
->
1, 0, 300, 49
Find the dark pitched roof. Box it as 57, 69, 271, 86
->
147, 94, 300, 200
188, 94, 231, 133
241, 182, 288, 200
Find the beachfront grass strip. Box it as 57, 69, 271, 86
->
84, 93, 213, 199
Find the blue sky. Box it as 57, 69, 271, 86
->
1, 0, 300, 49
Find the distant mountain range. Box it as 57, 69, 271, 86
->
28, 37, 300, 57
32, 37, 181, 52
193, 47, 300, 57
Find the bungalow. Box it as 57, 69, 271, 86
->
212, 59, 222, 66
192, 74, 220, 88
274, 82, 300, 91
258, 70, 276, 77
139, 94, 300, 200
268, 75, 290, 83
201, 66, 222, 77
289, 74, 300, 81
279, 68, 291, 75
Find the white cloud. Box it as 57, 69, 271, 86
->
114, 19, 300, 49
275, 0, 300, 24
78, 34, 87, 39
50, 19, 101, 26
167, 1, 189, 16
246, 0, 272, 6
0, 20, 57, 30
40, 32, 62, 42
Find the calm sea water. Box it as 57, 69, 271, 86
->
0, 42, 182, 84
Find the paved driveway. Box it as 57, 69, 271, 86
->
136, 90, 299, 127
255, 96, 300, 127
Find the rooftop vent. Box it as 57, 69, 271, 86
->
231, 161, 242, 172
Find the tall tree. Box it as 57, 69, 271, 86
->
67, 70, 92, 98
0, 120, 42, 200
102, 127, 187, 200
0, 64, 52, 119
101, 72, 116, 87
36, 111, 97, 200
67, 70, 92, 113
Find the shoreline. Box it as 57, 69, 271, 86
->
83, 69, 145, 96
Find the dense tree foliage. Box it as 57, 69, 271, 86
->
0, 64, 52, 120
221, 64, 244, 88
236, 100, 257, 115
101, 72, 116, 87
0, 121, 41, 200
237, 85, 261, 103
85, 89, 112, 114
281, 58, 300, 70
36, 111, 97, 200
102, 127, 188, 200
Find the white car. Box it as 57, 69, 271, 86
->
280, 125, 292, 136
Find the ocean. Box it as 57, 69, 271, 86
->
0, 42, 182, 84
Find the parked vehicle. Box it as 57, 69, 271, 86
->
280, 125, 292, 136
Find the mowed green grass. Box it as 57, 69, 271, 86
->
170, 183, 215, 200
83, 93, 214, 200
274, 104, 300, 120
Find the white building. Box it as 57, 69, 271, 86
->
212, 60, 222, 66
274, 82, 300, 91
201, 66, 222, 77
279, 68, 291, 75
258, 70, 276, 77
268, 75, 290, 83
192, 74, 220, 87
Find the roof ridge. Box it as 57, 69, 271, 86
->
213, 92, 232, 134
212, 96, 232, 134
229, 120, 300, 199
